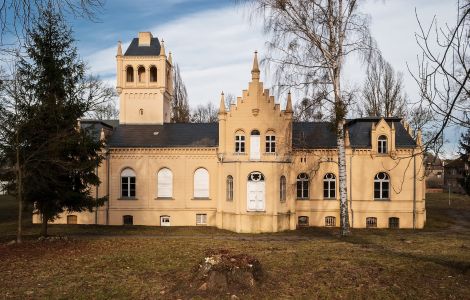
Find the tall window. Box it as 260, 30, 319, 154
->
235, 133, 245, 153
126, 66, 134, 82
226, 175, 234, 201
296, 173, 309, 199
265, 134, 276, 153
323, 173, 336, 199
378, 135, 388, 154
366, 217, 377, 228
194, 168, 209, 198
280, 176, 286, 202
250, 130, 261, 160
150, 66, 157, 82
121, 168, 136, 198
123, 215, 133, 225
374, 172, 390, 200
157, 168, 173, 198
389, 217, 399, 229
138, 66, 146, 82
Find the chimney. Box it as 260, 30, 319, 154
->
138, 32, 152, 46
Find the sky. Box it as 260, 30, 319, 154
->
69, 0, 461, 155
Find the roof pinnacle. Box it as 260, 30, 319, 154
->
285, 91, 293, 113
251, 51, 260, 81
219, 91, 226, 114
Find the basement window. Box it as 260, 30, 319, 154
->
196, 213, 207, 225
366, 217, 377, 228
123, 215, 133, 225
298, 216, 309, 227
325, 216, 336, 227
389, 217, 399, 229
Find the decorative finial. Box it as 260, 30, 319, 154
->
417, 129, 422, 146
285, 91, 293, 113
219, 91, 226, 114
160, 39, 166, 56
117, 41, 122, 56
251, 51, 260, 81
168, 51, 172, 64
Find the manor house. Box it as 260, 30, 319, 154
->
35, 32, 426, 232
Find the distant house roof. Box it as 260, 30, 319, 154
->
107, 123, 219, 148
124, 38, 161, 56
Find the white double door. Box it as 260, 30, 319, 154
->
247, 181, 265, 211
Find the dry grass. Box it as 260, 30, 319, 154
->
0, 193, 470, 299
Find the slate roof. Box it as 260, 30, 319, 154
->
80, 117, 416, 149
293, 118, 416, 149
107, 123, 219, 148
124, 38, 161, 56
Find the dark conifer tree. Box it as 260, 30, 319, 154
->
16, 4, 106, 236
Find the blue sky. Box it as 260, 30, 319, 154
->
66, 0, 462, 156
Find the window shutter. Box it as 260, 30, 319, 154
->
157, 168, 173, 198
194, 168, 209, 198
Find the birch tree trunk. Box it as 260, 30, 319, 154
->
337, 124, 350, 235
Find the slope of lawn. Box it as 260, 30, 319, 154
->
0, 193, 469, 299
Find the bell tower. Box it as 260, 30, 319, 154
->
116, 32, 173, 124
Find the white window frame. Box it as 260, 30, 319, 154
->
378, 135, 388, 154
194, 168, 209, 198
157, 168, 173, 198
325, 216, 336, 227
366, 217, 377, 228
265, 134, 276, 153
250, 130, 261, 160
121, 168, 136, 198
296, 173, 309, 199
374, 172, 390, 200
196, 213, 207, 225
235, 134, 245, 153
323, 173, 336, 199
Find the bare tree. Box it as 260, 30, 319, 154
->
0, 0, 104, 53
80, 75, 118, 120
171, 64, 190, 123
361, 55, 407, 118
224, 93, 236, 110
412, 0, 470, 150
191, 102, 218, 123
246, 0, 375, 236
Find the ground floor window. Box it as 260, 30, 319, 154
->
366, 217, 377, 228
67, 215, 77, 224
123, 215, 133, 225
325, 216, 336, 227
160, 215, 170, 226
389, 217, 399, 229
196, 213, 207, 225
298, 216, 309, 227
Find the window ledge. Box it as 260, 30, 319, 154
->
296, 198, 310, 201
118, 197, 138, 200
374, 198, 391, 201
264, 152, 276, 155
323, 198, 337, 200
155, 197, 174, 200
233, 152, 246, 155
192, 197, 211, 200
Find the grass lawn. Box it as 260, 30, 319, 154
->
0, 193, 470, 299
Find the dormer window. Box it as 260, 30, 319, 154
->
126, 66, 134, 82
150, 66, 157, 82
138, 66, 146, 83
378, 135, 388, 154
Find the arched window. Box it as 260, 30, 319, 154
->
325, 216, 336, 227
235, 131, 245, 153
157, 168, 173, 198
138, 66, 146, 83
280, 176, 286, 202
194, 168, 209, 198
226, 175, 233, 201
150, 66, 157, 82
67, 215, 77, 224
121, 168, 136, 198
366, 217, 377, 228
389, 217, 399, 228
126, 66, 134, 82
378, 135, 388, 154
296, 173, 309, 199
265, 131, 276, 153
374, 172, 390, 200
323, 173, 336, 199
123, 215, 133, 225
298, 216, 309, 227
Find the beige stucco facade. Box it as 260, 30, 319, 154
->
35, 32, 426, 232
